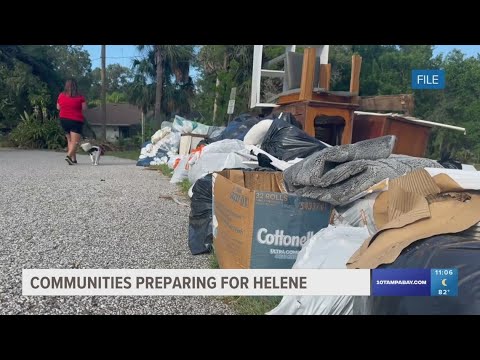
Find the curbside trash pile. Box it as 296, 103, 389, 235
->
139, 111, 480, 315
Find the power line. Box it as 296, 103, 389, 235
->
91, 56, 143, 61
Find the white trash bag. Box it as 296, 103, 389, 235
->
243, 119, 273, 146
331, 193, 379, 235
151, 127, 171, 145
267, 225, 370, 315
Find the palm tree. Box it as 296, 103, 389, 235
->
136, 45, 194, 126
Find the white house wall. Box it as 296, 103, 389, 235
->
91, 126, 119, 142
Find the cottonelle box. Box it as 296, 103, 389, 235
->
212, 170, 332, 269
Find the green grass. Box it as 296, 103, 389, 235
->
223, 296, 282, 315
209, 253, 219, 269
208, 252, 281, 315
109, 150, 139, 161
179, 179, 192, 195
0, 136, 15, 148
158, 164, 174, 177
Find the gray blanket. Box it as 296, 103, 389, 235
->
284, 136, 397, 188
283, 136, 443, 206
295, 156, 442, 206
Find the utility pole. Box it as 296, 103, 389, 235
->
101, 45, 107, 141
227, 87, 236, 124
141, 111, 145, 144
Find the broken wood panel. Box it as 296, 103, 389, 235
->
359, 94, 415, 114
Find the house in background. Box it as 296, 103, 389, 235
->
84, 103, 144, 142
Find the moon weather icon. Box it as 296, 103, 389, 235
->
441, 279, 448, 287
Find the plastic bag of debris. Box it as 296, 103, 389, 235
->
188, 174, 214, 255
172, 115, 210, 135
261, 118, 327, 161
268, 225, 369, 315
331, 193, 379, 235
353, 234, 480, 315
207, 114, 260, 143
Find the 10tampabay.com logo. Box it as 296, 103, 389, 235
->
412, 69, 445, 89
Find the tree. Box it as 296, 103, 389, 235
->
48, 45, 92, 95
194, 45, 254, 125
136, 45, 195, 126
0, 45, 60, 128
89, 64, 132, 100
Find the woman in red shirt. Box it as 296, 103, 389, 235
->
57, 79, 87, 165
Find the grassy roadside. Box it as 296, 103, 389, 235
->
109, 150, 140, 161
209, 253, 281, 315
146, 164, 191, 196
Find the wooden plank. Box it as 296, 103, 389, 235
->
319, 64, 331, 91
299, 48, 316, 101
349, 54, 362, 94
359, 94, 415, 114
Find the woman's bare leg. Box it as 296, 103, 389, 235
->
68, 132, 81, 161
66, 133, 71, 156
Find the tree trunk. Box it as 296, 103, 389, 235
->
155, 46, 164, 128
101, 45, 107, 141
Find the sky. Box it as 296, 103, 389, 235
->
83, 44, 480, 70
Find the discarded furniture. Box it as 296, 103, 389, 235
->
270, 48, 362, 145
352, 112, 466, 157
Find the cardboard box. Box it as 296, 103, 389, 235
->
347, 168, 480, 269
212, 170, 332, 269
180, 134, 207, 155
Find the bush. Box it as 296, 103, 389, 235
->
117, 136, 142, 150
9, 112, 66, 150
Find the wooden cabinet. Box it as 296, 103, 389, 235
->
352, 114, 432, 157
272, 92, 359, 145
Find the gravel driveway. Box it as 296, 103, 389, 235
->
0, 149, 235, 315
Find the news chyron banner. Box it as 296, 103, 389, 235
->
22, 269, 458, 297
22, 269, 370, 296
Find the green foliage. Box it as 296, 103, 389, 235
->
117, 136, 142, 150
107, 92, 128, 103
0, 45, 92, 131
10, 112, 66, 149
89, 64, 133, 102
193, 45, 253, 125
49, 45, 92, 94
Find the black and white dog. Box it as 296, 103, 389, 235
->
80, 143, 104, 165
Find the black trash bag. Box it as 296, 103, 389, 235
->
353, 234, 480, 315
439, 160, 462, 169
188, 174, 214, 255
439, 149, 462, 169
207, 113, 260, 143
260, 118, 327, 161
257, 153, 277, 170
268, 112, 303, 130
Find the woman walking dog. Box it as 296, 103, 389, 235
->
57, 79, 87, 165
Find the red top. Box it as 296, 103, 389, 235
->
57, 93, 86, 122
